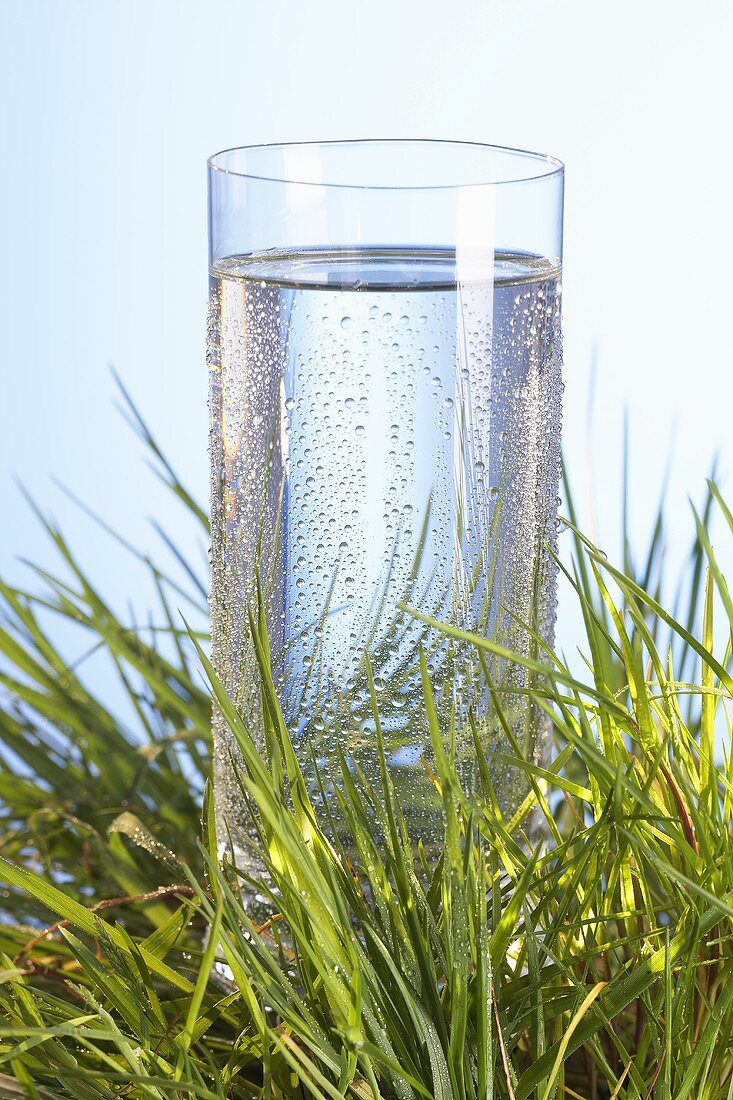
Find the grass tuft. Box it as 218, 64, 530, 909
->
1, 393, 733, 1098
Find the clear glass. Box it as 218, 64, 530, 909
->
207, 139, 564, 868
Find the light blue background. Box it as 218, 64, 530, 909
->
2, 0, 731, 655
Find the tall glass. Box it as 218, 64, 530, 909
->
207, 140, 564, 867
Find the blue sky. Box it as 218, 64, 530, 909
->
1, 0, 732, 657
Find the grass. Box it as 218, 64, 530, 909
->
2, 390, 733, 1097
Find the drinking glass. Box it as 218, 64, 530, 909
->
207, 139, 564, 867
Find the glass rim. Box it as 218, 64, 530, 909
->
207, 138, 564, 191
